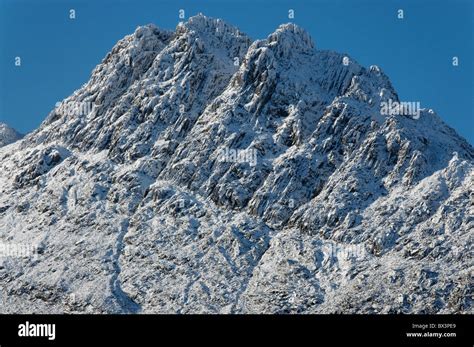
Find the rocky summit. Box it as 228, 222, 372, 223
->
0, 123, 22, 147
0, 14, 472, 314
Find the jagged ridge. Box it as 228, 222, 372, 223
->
0, 14, 472, 314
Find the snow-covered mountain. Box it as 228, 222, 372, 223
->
0, 122, 22, 147
0, 14, 472, 314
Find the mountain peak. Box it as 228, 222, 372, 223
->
0, 122, 23, 147
267, 22, 315, 53
1, 17, 472, 315
178, 13, 247, 39
131, 23, 171, 40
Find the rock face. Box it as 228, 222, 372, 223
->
0, 123, 22, 147
0, 15, 472, 314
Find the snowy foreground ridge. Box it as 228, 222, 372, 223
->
0, 15, 472, 314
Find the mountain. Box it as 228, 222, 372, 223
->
0, 122, 22, 147
0, 14, 472, 314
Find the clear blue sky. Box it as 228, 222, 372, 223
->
1, 0, 473, 144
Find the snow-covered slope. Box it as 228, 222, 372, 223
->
0, 15, 472, 314
0, 122, 22, 147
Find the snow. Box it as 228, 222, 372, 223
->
0, 14, 472, 314
0, 122, 22, 147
